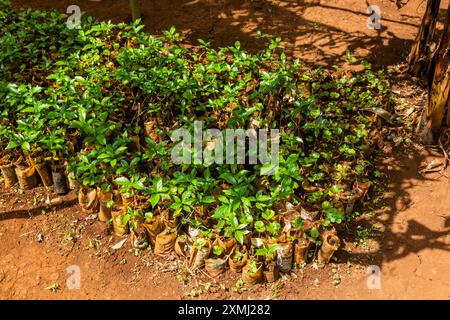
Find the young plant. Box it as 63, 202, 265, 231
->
255, 243, 280, 262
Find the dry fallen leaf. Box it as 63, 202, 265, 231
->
85, 214, 97, 221
111, 238, 127, 250
419, 159, 443, 173
301, 207, 319, 221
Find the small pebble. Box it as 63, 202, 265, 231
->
36, 233, 44, 243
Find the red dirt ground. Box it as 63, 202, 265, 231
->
1, 0, 450, 300
1, 143, 449, 300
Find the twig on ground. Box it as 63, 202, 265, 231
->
437, 130, 450, 179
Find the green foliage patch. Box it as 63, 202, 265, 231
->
0, 3, 393, 259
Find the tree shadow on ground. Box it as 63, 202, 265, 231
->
338, 142, 450, 271
377, 146, 450, 265
0, 197, 78, 221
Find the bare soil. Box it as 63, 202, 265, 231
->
1, 0, 450, 300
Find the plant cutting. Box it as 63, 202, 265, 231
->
321, 201, 344, 227
4, 94, 51, 190
51, 164, 69, 195
146, 176, 170, 212
0, 125, 17, 188
174, 234, 191, 257
169, 187, 197, 220
215, 236, 237, 255
97, 187, 114, 222
353, 180, 372, 201
275, 241, 294, 273
204, 244, 227, 277
154, 228, 177, 255
256, 243, 281, 283
294, 234, 311, 265
14, 158, 38, 190
78, 186, 99, 214
188, 237, 211, 270
242, 259, 263, 285
318, 229, 340, 266
39, 128, 70, 189
115, 173, 148, 211
0, 149, 17, 187
143, 213, 164, 246
0, 118, 21, 188
111, 203, 129, 236
20, 124, 58, 189
131, 222, 149, 250
229, 246, 249, 273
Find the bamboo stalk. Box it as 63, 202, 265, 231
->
129, 0, 141, 21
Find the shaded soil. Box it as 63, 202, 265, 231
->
1, 0, 450, 300
11, 0, 449, 67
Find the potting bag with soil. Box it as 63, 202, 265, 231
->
78, 187, 100, 214
154, 230, 177, 255
15, 165, 38, 190
0, 163, 18, 188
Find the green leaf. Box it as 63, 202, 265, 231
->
96, 135, 107, 145
235, 230, 244, 245
150, 194, 160, 208
98, 153, 110, 159
256, 194, 271, 202
170, 201, 182, 210
260, 163, 277, 175
115, 177, 129, 185
218, 195, 229, 204
21, 141, 30, 152
310, 227, 319, 238
241, 197, 251, 208
155, 177, 163, 191
6, 141, 19, 149
133, 181, 145, 190
201, 196, 215, 204
254, 221, 265, 233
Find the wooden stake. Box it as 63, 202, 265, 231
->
129, 0, 141, 21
